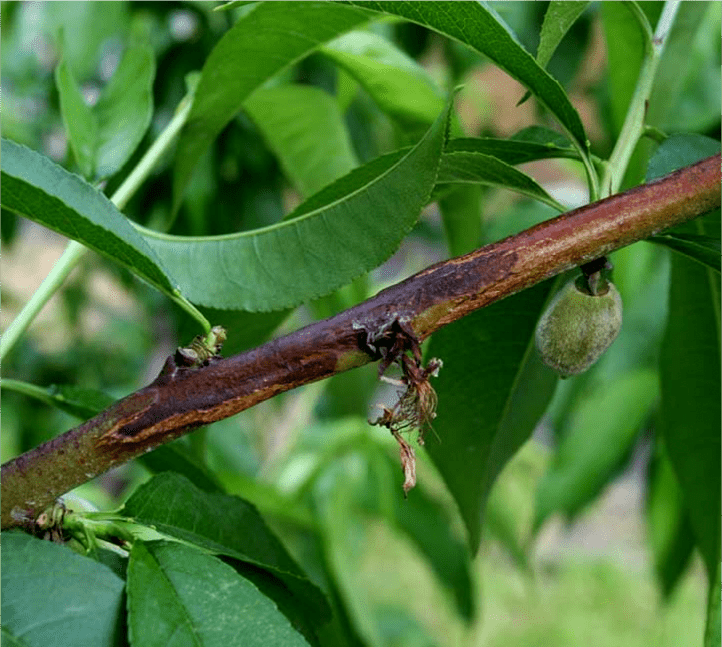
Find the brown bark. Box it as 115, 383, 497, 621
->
2, 154, 719, 529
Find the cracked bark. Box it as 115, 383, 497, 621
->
2, 154, 719, 528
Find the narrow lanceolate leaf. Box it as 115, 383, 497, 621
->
655, 136, 721, 585
244, 84, 358, 198
438, 148, 566, 211
0, 139, 177, 297
661, 254, 720, 585
518, 1, 591, 105
2, 532, 125, 647
345, 1, 589, 152
425, 281, 558, 550
55, 55, 97, 178
127, 541, 309, 647
90, 43, 155, 179
172, 1, 372, 211
537, 1, 592, 69
649, 232, 721, 273
56, 42, 155, 180
321, 30, 446, 127
144, 99, 450, 312
446, 130, 578, 166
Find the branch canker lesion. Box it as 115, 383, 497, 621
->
2, 154, 720, 528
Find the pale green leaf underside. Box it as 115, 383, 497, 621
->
0, 138, 177, 297
346, 1, 589, 152
172, 1, 373, 211
174, 1, 590, 212
244, 84, 358, 198
56, 42, 155, 180
143, 102, 449, 311
321, 29, 446, 126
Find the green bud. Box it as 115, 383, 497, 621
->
535, 277, 622, 377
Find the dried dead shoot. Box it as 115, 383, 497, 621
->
365, 318, 442, 496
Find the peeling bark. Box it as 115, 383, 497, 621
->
2, 154, 719, 528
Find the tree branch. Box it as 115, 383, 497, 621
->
2, 154, 719, 529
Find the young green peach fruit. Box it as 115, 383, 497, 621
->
535, 277, 622, 377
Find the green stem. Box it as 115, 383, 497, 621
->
554, 120, 599, 202
1, 379, 59, 406
601, 0, 680, 197
0, 240, 87, 360
1, 91, 199, 360
169, 290, 211, 333
110, 92, 194, 212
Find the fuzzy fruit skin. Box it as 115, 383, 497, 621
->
535, 279, 622, 377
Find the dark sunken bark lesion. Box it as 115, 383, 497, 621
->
2, 154, 719, 529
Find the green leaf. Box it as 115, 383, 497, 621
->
55, 55, 96, 178
438, 185, 483, 257
653, 135, 721, 584
320, 30, 446, 127
535, 370, 659, 529
391, 480, 475, 621
56, 41, 155, 180
649, 232, 721, 273
648, 2, 718, 131
173, 1, 372, 210
294, 418, 475, 623
425, 281, 558, 550
344, 1, 589, 153
121, 473, 330, 627
144, 99, 450, 311
43, 2, 130, 82
536, 1, 592, 69
660, 252, 720, 583
0, 138, 177, 298
518, 1, 591, 105
447, 129, 578, 165
647, 133, 722, 182
123, 473, 304, 576
45, 383, 115, 419
1, 532, 125, 646
314, 445, 471, 645
646, 439, 695, 599
0, 378, 115, 420
483, 442, 548, 573
138, 443, 225, 494
364, 450, 475, 621
437, 147, 565, 211
127, 541, 309, 646
90, 42, 155, 179
244, 84, 358, 198
599, 2, 651, 134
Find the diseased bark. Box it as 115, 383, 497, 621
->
2, 154, 719, 528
